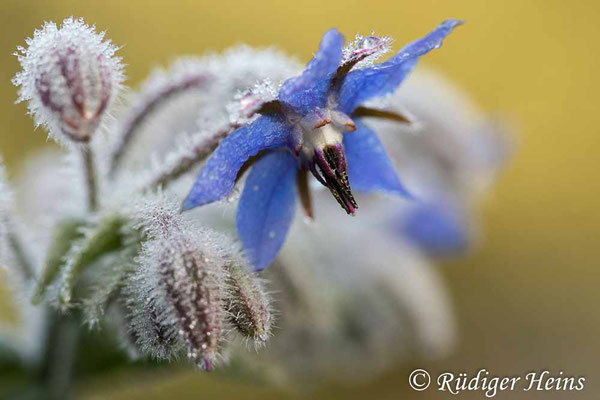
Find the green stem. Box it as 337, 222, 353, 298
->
37, 311, 80, 400
81, 145, 98, 212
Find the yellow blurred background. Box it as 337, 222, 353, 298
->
1, 0, 599, 398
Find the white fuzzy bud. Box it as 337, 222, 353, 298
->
124, 195, 241, 370
13, 17, 124, 144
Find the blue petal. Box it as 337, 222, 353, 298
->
183, 115, 294, 210
400, 204, 468, 256
279, 29, 344, 115
236, 150, 298, 271
343, 120, 410, 196
337, 19, 463, 113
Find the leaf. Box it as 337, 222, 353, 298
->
58, 215, 127, 308
32, 219, 87, 304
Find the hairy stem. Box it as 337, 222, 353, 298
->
81, 145, 98, 212
144, 128, 229, 191
109, 73, 210, 176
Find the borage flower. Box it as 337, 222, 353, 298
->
183, 20, 463, 270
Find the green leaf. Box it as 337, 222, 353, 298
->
32, 219, 87, 304
58, 215, 127, 308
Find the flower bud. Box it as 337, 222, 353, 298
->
13, 17, 124, 144
159, 239, 224, 370
126, 290, 180, 361
124, 197, 232, 370
224, 262, 272, 345
126, 232, 226, 370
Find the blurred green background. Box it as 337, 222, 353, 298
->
1, 0, 599, 398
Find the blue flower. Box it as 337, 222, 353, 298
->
183, 20, 463, 270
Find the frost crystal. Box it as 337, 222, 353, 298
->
341, 32, 393, 69
108, 59, 213, 173
124, 195, 244, 369
226, 79, 278, 126
13, 17, 124, 144
106, 47, 300, 174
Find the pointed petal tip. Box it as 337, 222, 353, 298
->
323, 27, 344, 40
399, 188, 416, 201
181, 196, 199, 212
442, 19, 465, 28
387, 180, 417, 201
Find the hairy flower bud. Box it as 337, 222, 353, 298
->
126, 287, 180, 361
127, 233, 226, 369
13, 17, 124, 144
124, 197, 235, 370
160, 239, 224, 370
224, 262, 272, 345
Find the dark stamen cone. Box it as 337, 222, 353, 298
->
312, 145, 358, 215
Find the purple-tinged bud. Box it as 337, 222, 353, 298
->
157, 241, 224, 370
224, 262, 272, 345
13, 17, 124, 144
125, 196, 232, 369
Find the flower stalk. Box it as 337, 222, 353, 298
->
81, 144, 98, 212
109, 73, 211, 175
145, 127, 230, 191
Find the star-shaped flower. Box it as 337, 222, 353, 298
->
183, 20, 463, 270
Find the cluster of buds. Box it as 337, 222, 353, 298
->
5, 17, 275, 378
123, 197, 272, 370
